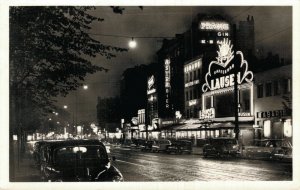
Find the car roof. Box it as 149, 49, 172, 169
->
43, 140, 106, 150
210, 137, 236, 140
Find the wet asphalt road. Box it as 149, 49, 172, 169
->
110, 147, 292, 181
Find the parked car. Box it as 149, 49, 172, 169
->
121, 139, 135, 148
141, 140, 155, 152
39, 139, 123, 182
203, 138, 241, 158
166, 140, 192, 154
151, 140, 171, 152
131, 139, 146, 149
243, 139, 292, 162
32, 140, 56, 166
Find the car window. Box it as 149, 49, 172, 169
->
54, 145, 107, 165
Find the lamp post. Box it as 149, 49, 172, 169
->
73, 84, 88, 137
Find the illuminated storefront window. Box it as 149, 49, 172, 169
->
284, 119, 292, 137
263, 120, 271, 138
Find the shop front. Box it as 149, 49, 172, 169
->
200, 39, 255, 145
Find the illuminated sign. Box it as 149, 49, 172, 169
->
131, 117, 138, 125
256, 110, 287, 118
200, 21, 230, 31
147, 75, 156, 95
217, 32, 229, 37
202, 39, 253, 93
238, 112, 251, 117
185, 80, 199, 88
199, 108, 215, 120
188, 99, 198, 106
165, 59, 171, 108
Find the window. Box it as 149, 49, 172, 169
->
257, 84, 263, 98
185, 73, 189, 83
266, 82, 272, 97
190, 72, 193, 82
193, 89, 197, 99
190, 90, 193, 100
273, 81, 280, 95
283, 78, 291, 94
186, 92, 189, 101
194, 70, 197, 80
205, 96, 211, 109
201, 39, 206, 44
209, 40, 213, 44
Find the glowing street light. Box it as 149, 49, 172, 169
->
83, 85, 88, 90
128, 37, 137, 49
63, 105, 68, 109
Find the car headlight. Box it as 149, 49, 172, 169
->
112, 175, 123, 182
232, 145, 239, 149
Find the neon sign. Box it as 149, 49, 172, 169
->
200, 21, 230, 31
147, 75, 156, 95
165, 59, 171, 108
199, 108, 215, 119
202, 39, 253, 93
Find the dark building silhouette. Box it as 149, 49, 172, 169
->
236, 15, 255, 58
120, 65, 148, 123
96, 96, 121, 132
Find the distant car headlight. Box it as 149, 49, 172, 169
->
112, 175, 123, 182
232, 145, 239, 149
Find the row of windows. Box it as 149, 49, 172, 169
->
186, 107, 200, 119
185, 87, 201, 101
257, 78, 291, 98
185, 69, 201, 83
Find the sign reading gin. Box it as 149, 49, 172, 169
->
202, 39, 253, 93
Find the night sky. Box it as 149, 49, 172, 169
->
55, 6, 292, 123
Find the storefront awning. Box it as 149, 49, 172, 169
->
198, 121, 254, 130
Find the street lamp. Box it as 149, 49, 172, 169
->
74, 84, 89, 135
63, 105, 68, 109
128, 37, 137, 49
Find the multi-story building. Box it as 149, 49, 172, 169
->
184, 56, 202, 119
253, 64, 292, 141
236, 15, 255, 58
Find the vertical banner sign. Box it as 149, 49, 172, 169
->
165, 58, 171, 109
202, 39, 253, 93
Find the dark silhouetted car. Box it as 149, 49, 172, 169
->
131, 139, 146, 149
39, 139, 123, 182
166, 140, 192, 154
141, 140, 155, 152
203, 138, 240, 158
151, 140, 171, 152
244, 139, 292, 162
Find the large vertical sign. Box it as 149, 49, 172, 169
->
165, 58, 171, 109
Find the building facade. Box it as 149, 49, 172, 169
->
253, 64, 292, 141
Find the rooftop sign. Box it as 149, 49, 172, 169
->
200, 21, 230, 31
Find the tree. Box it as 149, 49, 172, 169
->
9, 6, 127, 180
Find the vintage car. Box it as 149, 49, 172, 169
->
243, 139, 292, 162
121, 139, 135, 148
151, 140, 172, 152
32, 140, 57, 166
203, 138, 241, 158
166, 140, 192, 154
140, 140, 155, 152
39, 139, 123, 182
131, 139, 146, 149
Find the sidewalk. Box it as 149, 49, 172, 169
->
11, 148, 41, 182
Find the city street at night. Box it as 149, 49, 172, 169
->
110, 147, 292, 181
2, 3, 299, 189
